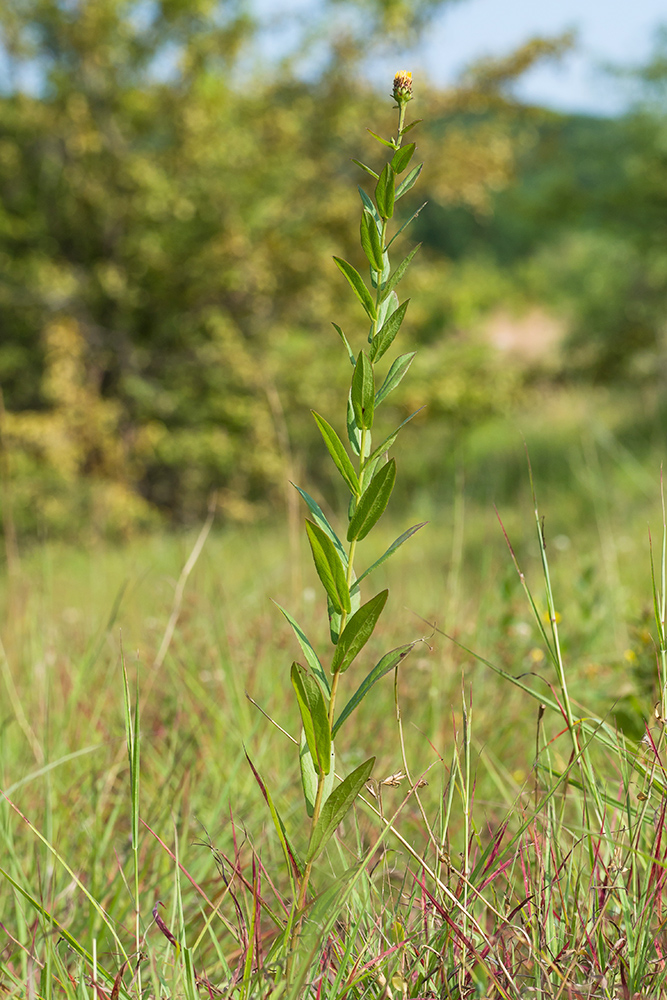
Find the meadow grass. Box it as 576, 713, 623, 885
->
2, 417, 667, 997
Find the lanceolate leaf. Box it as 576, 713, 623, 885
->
358, 186, 382, 228
332, 323, 356, 366
370, 299, 409, 363
351, 352, 374, 431
312, 412, 360, 496
400, 118, 423, 136
352, 158, 379, 180
300, 731, 335, 818
331, 590, 388, 674
360, 453, 381, 488
333, 257, 376, 321
274, 602, 330, 695
380, 244, 421, 303
328, 595, 342, 645
396, 162, 423, 200
360, 210, 385, 272
352, 523, 428, 592
306, 757, 376, 863
391, 142, 415, 174
347, 459, 396, 542
367, 128, 396, 148
347, 392, 361, 457
333, 645, 414, 738
328, 576, 361, 645
306, 520, 351, 614
245, 751, 304, 879
291, 662, 331, 774
375, 353, 416, 407
292, 484, 347, 566
363, 407, 425, 469
375, 164, 395, 220
386, 202, 427, 251
370, 249, 390, 292
376, 289, 399, 331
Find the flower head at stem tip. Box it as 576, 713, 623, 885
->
392, 70, 413, 104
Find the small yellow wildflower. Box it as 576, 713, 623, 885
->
392, 70, 413, 103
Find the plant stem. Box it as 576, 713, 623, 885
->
396, 102, 407, 145
288, 92, 409, 982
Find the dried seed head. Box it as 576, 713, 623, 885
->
382, 770, 406, 787
393, 71, 413, 104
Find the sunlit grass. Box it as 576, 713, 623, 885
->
3, 416, 667, 995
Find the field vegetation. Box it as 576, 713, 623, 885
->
5, 0, 667, 996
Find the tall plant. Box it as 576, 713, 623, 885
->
249, 71, 426, 965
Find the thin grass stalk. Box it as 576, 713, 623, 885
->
121, 653, 141, 997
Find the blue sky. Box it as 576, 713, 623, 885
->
412, 0, 666, 114
256, 0, 667, 115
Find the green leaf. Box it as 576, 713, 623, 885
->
347, 392, 361, 457
333, 257, 376, 321
352, 158, 379, 180
292, 484, 347, 567
347, 459, 396, 542
386, 202, 427, 251
327, 594, 342, 645
360, 209, 385, 273
332, 323, 356, 366
331, 590, 388, 674
245, 751, 304, 879
370, 300, 409, 363
375, 164, 395, 220
396, 162, 423, 200
376, 289, 398, 331
400, 119, 423, 136
363, 406, 425, 469
291, 662, 331, 774
328, 575, 361, 644
274, 602, 330, 695
370, 249, 390, 292
375, 353, 416, 407
306, 520, 351, 614
333, 644, 414, 738
360, 453, 381, 487
358, 186, 382, 228
380, 244, 421, 303
312, 412, 360, 496
367, 128, 396, 148
353, 523, 427, 592
306, 757, 376, 862
351, 351, 375, 431
300, 731, 335, 818
391, 143, 415, 174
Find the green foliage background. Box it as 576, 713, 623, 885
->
1, 0, 667, 539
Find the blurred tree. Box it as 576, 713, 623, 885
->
0, 0, 566, 536
416, 29, 667, 388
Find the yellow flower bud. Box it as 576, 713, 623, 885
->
392, 70, 413, 104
